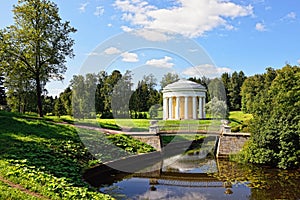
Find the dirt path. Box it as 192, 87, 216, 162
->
0, 176, 49, 200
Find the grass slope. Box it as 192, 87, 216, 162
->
0, 111, 155, 199
228, 111, 253, 132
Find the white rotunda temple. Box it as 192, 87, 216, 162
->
162, 79, 206, 120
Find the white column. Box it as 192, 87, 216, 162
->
163, 97, 168, 120
184, 96, 188, 119
199, 97, 203, 119
203, 97, 206, 118
192, 96, 197, 119
175, 96, 180, 120
168, 97, 173, 119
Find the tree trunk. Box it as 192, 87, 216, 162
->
36, 75, 43, 117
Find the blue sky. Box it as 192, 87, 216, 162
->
1, 0, 300, 96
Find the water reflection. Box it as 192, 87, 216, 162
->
93, 153, 300, 199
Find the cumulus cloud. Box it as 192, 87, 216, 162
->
255, 22, 266, 31
133, 29, 174, 41
94, 6, 104, 16
103, 47, 121, 55
121, 25, 133, 32
145, 56, 174, 68
114, 0, 253, 38
121, 52, 139, 62
182, 64, 231, 78
281, 12, 297, 21
297, 59, 300, 65
79, 2, 89, 13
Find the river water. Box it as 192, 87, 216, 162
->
88, 143, 300, 200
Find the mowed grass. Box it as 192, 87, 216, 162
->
229, 111, 253, 132
79, 118, 222, 132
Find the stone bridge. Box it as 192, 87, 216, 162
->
129, 123, 250, 158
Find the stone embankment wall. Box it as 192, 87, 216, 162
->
216, 133, 250, 159
131, 135, 162, 151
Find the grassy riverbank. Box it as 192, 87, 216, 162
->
0, 111, 155, 199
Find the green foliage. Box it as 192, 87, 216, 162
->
149, 104, 160, 118
208, 78, 227, 101
54, 97, 65, 117
0, 73, 6, 106
229, 111, 252, 132
160, 72, 179, 89
111, 71, 133, 118
242, 65, 300, 169
161, 135, 206, 146
71, 73, 97, 119
0, 112, 116, 199
0, 160, 112, 200
221, 71, 246, 111
58, 87, 72, 116
0, 179, 40, 200
228, 71, 246, 111
0, 0, 76, 117
130, 74, 161, 115
241, 68, 276, 113
106, 134, 156, 153
205, 97, 228, 118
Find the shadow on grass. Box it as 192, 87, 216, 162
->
0, 115, 94, 186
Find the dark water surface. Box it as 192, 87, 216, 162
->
93, 152, 300, 200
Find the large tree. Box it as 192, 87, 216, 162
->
160, 72, 179, 90
111, 70, 133, 118
0, 0, 76, 117
242, 65, 300, 169
241, 68, 276, 113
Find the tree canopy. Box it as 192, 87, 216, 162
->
241, 65, 300, 169
0, 0, 76, 117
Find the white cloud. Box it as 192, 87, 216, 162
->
145, 56, 174, 68
297, 59, 300, 65
103, 47, 122, 55
255, 22, 266, 32
281, 12, 297, 21
133, 29, 174, 41
182, 64, 231, 78
265, 6, 272, 11
107, 23, 113, 27
86, 52, 100, 56
286, 12, 296, 19
121, 52, 139, 62
94, 6, 104, 17
114, 0, 253, 38
79, 2, 89, 13
121, 25, 133, 32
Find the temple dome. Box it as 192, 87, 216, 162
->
162, 79, 207, 120
163, 79, 206, 93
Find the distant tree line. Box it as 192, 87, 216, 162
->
189, 70, 246, 118
0, 66, 249, 118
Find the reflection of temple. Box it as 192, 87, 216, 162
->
134, 156, 222, 188
162, 79, 206, 120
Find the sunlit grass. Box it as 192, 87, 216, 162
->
229, 111, 253, 132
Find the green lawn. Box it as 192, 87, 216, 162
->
44, 111, 252, 133
228, 111, 253, 132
